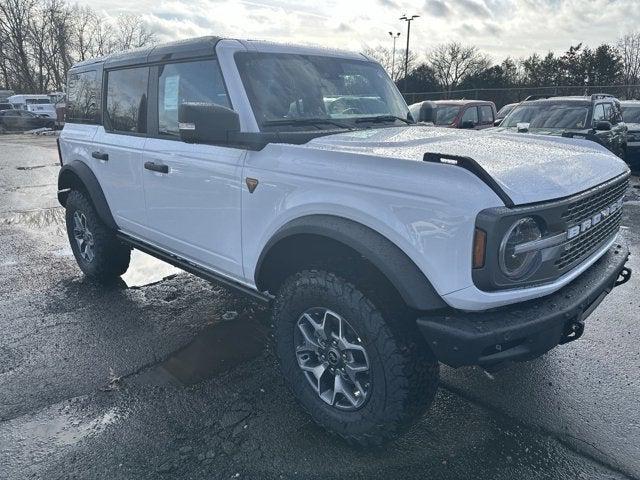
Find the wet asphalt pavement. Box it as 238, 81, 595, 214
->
0, 134, 639, 479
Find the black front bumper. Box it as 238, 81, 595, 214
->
417, 238, 631, 369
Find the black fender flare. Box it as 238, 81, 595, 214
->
255, 215, 446, 311
57, 160, 117, 230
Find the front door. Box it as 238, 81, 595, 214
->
91, 66, 150, 236
141, 58, 245, 278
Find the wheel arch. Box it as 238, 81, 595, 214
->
254, 214, 446, 311
57, 160, 117, 230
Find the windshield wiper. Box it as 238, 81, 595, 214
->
354, 115, 412, 125
262, 118, 353, 129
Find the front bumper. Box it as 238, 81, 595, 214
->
417, 238, 631, 369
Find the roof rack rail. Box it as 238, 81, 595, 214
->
522, 94, 552, 102
590, 93, 615, 101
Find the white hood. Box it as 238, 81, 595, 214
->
304, 126, 629, 205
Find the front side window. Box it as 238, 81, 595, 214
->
623, 105, 640, 123
603, 103, 615, 124
158, 59, 230, 138
105, 67, 149, 133
235, 52, 409, 130
461, 106, 478, 124
67, 70, 101, 124
433, 106, 461, 125
479, 105, 494, 124
593, 104, 605, 122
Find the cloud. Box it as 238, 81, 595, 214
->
75, 0, 640, 64
424, 0, 451, 17
456, 0, 492, 18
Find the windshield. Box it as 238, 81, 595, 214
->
434, 106, 461, 125
235, 52, 410, 130
502, 103, 589, 129
623, 106, 640, 124
25, 99, 52, 105
497, 104, 514, 118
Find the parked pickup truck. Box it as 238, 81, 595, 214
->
58, 36, 632, 446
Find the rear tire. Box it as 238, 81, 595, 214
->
272, 269, 439, 446
65, 190, 130, 282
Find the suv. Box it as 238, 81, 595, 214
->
409, 99, 496, 129
621, 100, 640, 159
58, 37, 632, 446
494, 94, 628, 160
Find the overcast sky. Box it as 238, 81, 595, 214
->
76, 0, 639, 63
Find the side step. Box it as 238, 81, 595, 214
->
117, 233, 272, 305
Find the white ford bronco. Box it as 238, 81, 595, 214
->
58, 37, 632, 446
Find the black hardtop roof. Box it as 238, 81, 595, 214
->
70, 36, 222, 71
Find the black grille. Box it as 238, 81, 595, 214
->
561, 177, 628, 225
554, 176, 628, 272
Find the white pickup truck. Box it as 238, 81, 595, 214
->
58, 36, 631, 446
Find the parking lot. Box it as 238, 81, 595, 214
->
0, 133, 639, 479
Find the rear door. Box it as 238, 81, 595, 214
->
91, 66, 149, 235
141, 57, 245, 278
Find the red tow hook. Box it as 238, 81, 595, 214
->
615, 267, 632, 287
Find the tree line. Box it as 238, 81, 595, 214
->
367, 32, 640, 100
0, 0, 155, 93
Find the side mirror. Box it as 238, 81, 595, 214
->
594, 120, 612, 131
461, 120, 475, 129
493, 119, 502, 127
179, 102, 240, 144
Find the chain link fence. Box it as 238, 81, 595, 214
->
403, 85, 640, 110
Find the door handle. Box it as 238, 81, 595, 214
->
144, 161, 169, 174
92, 151, 109, 161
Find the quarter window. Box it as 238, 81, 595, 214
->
478, 105, 494, 124
157, 59, 230, 138
67, 70, 101, 125
105, 67, 149, 133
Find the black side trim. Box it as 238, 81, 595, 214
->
255, 215, 446, 311
57, 160, 117, 230
117, 233, 271, 304
423, 152, 514, 207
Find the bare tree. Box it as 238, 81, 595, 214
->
115, 13, 156, 51
617, 32, 640, 98
427, 42, 490, 95
362, 45, 417, 82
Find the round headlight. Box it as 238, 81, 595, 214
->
499, 217, 542, 279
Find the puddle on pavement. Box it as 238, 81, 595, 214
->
5, 406, 124, 457
121, 249, 183, 287
135, 316, 268, 387
0, 207, 65, 228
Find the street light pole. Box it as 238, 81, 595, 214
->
399, 14, 419, 94
388, 31, 401, 81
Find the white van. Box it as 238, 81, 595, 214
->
7, 94, 57, 119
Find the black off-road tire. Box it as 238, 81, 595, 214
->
65, 190, 130, 282
272, 269, 439, 447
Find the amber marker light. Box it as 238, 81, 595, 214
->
473, 228, 487, 269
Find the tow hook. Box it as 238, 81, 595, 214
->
559, 321, 585, 345
615, 267, 632, 287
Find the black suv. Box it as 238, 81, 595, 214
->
494, 94, 628, 161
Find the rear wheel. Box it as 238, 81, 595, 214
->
272, 269, 439, 446
65, 190, 130, 282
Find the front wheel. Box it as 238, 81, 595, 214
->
272, 270, 439, 446
65, 190, 131, 282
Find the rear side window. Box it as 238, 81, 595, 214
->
479, 105, 494, 124
593, 104, 605, 122
67, 70, 101, 124
105, 67, 149, 134
157, 59, 230, 138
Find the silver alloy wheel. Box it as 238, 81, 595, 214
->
294, 307, 371, 410
72, 210, 95, 263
